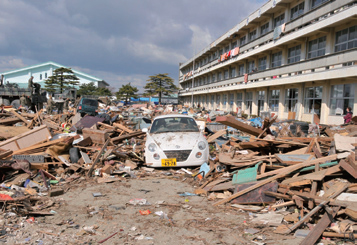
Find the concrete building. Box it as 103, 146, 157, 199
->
179, 0, 357, 124
1, 61, 109, 88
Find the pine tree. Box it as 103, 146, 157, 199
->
144, 73, 178, 103
116, 83, 138, 103
45, 67, 79, 93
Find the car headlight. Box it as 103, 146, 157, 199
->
198, 141, 206, 150
153, 153, 160, 160
148, 143, 157, 152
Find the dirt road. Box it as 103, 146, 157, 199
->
5, 175, 304, 245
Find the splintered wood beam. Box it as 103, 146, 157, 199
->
11, 110, 30, 126
216, 116, 264, 137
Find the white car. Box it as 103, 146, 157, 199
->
143, 114, 209, 167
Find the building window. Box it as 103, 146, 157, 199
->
249, 30, 257, 42
211, 95, 215, 106
269, 90, 280, 112
224, 70, 229, 80
218, 72, 222, 81
240, 36, 246, 46
230, 68, 236, 78
308, 36, 326, 59
330, 84, 355, 115
274, 13, 285, 28
290, 2, 304, 20
271, 51, 282, 68
245, 92, 253, 114
229, 93, 234, 106
238, 64, 245, 76
45, 73, 47, 79
247, 61, 255, 73
223, 94, 227, 105
216, 95, 220, 105
258, 57, 267, 71
207, 76, 211, 84
304, 86, 323, 114
335, 26, 357, 52
312, 0, 328, 9
40, 74, 42, 80
212, 74, 216, 82
236, 92, 243, 110
285, 88, 298, 112
260, 22, 269, 36
257, 91, 265, 114
224, 46, 229, 52
288, 45, 301, 64
231, 41, 238, 49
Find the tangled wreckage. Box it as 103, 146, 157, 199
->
0, 101, 356, 244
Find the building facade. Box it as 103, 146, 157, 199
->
179, 0, 357, 125
1, 61, 109, 88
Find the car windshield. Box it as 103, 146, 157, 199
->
150, 117, 199, 134
82, 99, 98, 107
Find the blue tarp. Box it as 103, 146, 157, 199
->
130, 97, 159, 102
249, 117, 262, 128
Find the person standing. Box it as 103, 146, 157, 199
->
63, 98, 70, 113
20, 94, 27, 108
28, 76, 34, 94
47, 95, 55, 115
344, 107, 353, 124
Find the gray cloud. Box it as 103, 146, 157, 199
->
0, 0, 266, 92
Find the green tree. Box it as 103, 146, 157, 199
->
77, 82, 112, 96
77, 82, 97, 96
94, 87, 112, 96
144, 73, 178, 103
116, 83, 138, 103
44, 67, 79, 93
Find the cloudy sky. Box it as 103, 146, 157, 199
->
0, 0, 266, 92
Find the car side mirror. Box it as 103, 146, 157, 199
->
142, 128, 148, 133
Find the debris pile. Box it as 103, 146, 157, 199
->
193, 115, 357, 244
0, 103, 355, 244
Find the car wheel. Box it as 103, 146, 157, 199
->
11, 99, 20, 109
69, 147, 80, 163
2, 98, 10, 106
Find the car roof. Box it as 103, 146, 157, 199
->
153, 114, 194, 120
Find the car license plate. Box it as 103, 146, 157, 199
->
161, 158, 177, 167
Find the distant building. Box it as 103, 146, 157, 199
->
179, 0, 357, 124
1, 61, 109, 89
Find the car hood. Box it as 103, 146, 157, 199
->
149, 132, 201, 150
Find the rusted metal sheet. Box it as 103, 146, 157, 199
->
231, 181, 278, 204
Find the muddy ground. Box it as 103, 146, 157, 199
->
4, 173, 310, 245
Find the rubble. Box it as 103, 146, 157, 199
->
0, 101, 356, 244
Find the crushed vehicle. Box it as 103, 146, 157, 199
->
143, 114, 209, 167
77, 97, 99, 117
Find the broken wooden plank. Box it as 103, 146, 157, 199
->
216, 116, 265, 137
111, 131, 145, 143
82, 128, 109, 144
301, 206, 340, 245
282, 183, 348, 234
10, 110, 30, 126
340, 159, 357, 179
207, 129, 226, 143
0, 125, 51, 151
257, 154, 337, 180
112, 122, 134, 134
87, 139, 110, 177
